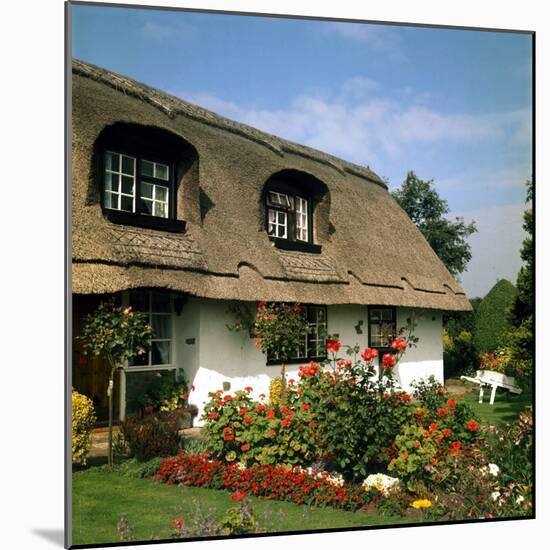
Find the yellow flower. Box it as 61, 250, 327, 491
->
412, 499, 432, 509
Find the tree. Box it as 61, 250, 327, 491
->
506, 179, 533, 383
474, 279, 517, 353
77, 301, 152, 466
392, 171, 477, 277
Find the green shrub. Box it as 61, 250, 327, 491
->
72, 389, 97, 466
120, 412, 182, 461
474, 279, 517, 353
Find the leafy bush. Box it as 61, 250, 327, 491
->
138, 370, 191, 412
474, 279, 517, 353
72, 389, 97, 466
202, 337, 415, 481
120, 412, 182, 461
443, 329, 477, 378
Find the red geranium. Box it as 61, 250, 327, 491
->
231, 490, 247, 501
429, 422, 438, 432
442, 428, 452, 438
243, 416, 253, 424
223, 433, 234, 441
447, 397, 456, 408
466, 419, 479, 432
301, 403, 311, 411
223, 395, 233, 402
208, 412, 219, 420
438, 407, 448, 418
326, 338, 341, 354
240, 444, 251, 452
239, 408, 248, 415
256, 404, 266, 412
401, 393, 411, 402
266, 409, 276, 419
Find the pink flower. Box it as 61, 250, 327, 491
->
123, 306, 132, 315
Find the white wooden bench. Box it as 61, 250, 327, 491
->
460, 370, 522, 405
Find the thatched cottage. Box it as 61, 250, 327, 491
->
71, 59, 471, 423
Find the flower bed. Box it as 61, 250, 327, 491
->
156, 452, 379, 511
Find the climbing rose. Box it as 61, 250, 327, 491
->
326, 338, 341, 353
361, 348, 378, 362
391, 337, 407, 351
382, 353, 396, 369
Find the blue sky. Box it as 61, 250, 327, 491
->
71, 4, 533, 298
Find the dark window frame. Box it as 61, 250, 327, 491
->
367, 306, 397, 352
101, 147, 186, 233
265, 180, 321, 253
266, 304, 328, 365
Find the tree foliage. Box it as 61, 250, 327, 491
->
392, 171, 477, 276
474, 279, 517, 353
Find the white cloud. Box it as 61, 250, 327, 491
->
140, 20, 196, 42
178, 81, 531, 170
327, 22, 407, 62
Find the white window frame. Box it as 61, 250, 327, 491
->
267, 208, 288, 239
295, 196, 309, 241
122, 290, 176, 373
104, 151, 136, 213
140, 181, 170, 219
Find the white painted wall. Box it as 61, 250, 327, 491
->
172, 299, 443, 424
394, 308, 444, 391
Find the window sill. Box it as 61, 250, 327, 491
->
124, 364, 177, 373
104, 209, 186, 233
266, 356, 327, 366
269, 236, 322, 254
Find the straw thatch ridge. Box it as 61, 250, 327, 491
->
71, 59, 471, 311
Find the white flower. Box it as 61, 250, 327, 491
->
488, 463, 500, 476
362, 473, 400, 495
491, 491, 501, 501
516, 495, 525, 505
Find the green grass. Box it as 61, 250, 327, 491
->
462, 388, 531, 426
72, 469, 415, 545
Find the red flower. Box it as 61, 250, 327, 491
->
466, 419, 479, 432
231, 491, 247, 501
180, 393, 189, 400
429, 422, 438, 432
223, 395, 233, 402
259, 393, 266, 399
172, 517, 185, 529
401, 393, 411, 402
345, 359, 352, 367
449, 440, 462, 455
288, 378, 295, 385
216, 400, 223, 407
239, 408, 248, 415
382, 353, 396, 369
361, 348, 379, 362
281, 417, 292, 427
438, 407, 448, 418
326, 338, 341, 354
391, 337, 408, 351
223, 433, 234, 441
256, 404, 266, 412
240, 443, 251, 452
447, 397, 456, 408
243, 416, 253, 424
301, 403, 311, 411
257, 301, 267, 311
78, 356, 87, 366
437, 386, 446, 396
442, 428, 452, 438
402, 451, 409, 460
208, 412, 219, 420
308, 421, 316, 428
244, 386, 253, 393
266, 409, 276, 419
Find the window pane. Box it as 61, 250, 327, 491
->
155, 185, 168, 202
155, 163, 169, 180
152, 314, 171, 339
105, 151, 119, 172
141, 182, 153, 199
104, 191, 116, 209
152, 341, 171, 365
381, 309, 393, 321
104, 171, 113, 191
141, 160, 154, 177
120, 195, 133, 212
140, 198, 153, 215
154, 201, 168, 218
152, 292, 171, 313
121, 175, 134, 195
121, 155, 135, 175
370, 310, 381, 321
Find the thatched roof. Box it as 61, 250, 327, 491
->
71, 59, 471, 311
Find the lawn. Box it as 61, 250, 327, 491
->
460, 386, 532, 426
72, 468, 415, 546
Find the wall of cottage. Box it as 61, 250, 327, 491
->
174, 298, 443, 426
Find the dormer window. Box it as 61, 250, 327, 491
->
264, 173, 324, 253
104, 151, 172, 219
95, 123, 198, 233
266, 190, 309, 242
